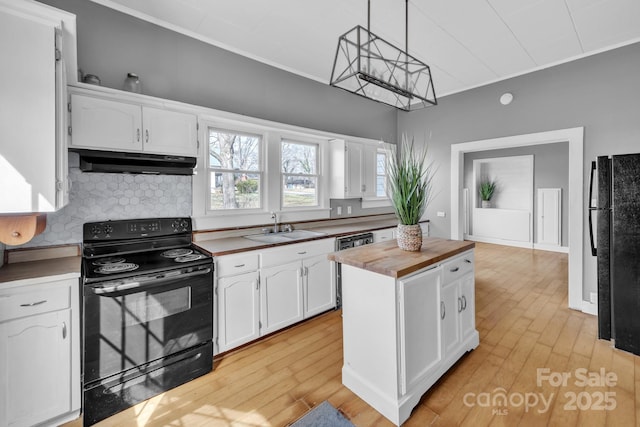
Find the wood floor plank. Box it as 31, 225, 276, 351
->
61, 243, 639, 427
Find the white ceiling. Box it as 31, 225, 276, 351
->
91, 0, 640, 98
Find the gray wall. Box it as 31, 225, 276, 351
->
399, 41, 640, 302
39, 0, 397, 142
464, 143, 569, 246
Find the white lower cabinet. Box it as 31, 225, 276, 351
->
215, 238, 335, 353
217, 271, 260, 353
0, 277, 80, 427
260, 261, 303, 335
215, 252, 260, 353
340, 248, 478, 425
398, 267, 441, 395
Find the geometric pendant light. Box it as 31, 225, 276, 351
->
330, 0, 437, 111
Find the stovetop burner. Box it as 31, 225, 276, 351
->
161, 248, 193, 258
175, 253, 207, 263
95, 263, 140, 275
92, 257, 126, 266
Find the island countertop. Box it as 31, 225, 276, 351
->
328, 237, 475, 278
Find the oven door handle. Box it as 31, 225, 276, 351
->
89, 266, 212, 295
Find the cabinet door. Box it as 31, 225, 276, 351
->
260, 261, 303, 335
70, 94, 143, 152
399, 267, 442, 395
0, 8, 58, 213
303, 254, 335, 318
142, 106, 198, 156
440, 281, 461, 360
361, 144, 378, 199
217, 272, 260, 352
459, 273, 475, 341
0, 309, 71, 426
346, 142, 363, 198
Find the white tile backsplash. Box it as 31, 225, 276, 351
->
13, 167, 192, 248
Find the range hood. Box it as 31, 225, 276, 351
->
73, 149, 196, 175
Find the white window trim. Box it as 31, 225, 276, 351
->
280, 138, 322, 210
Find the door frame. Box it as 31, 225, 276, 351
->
450, 127, 584, 311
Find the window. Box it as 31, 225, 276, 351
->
281, 140, 319, 208
208, 128, 262, 210
376, 150, 387, 197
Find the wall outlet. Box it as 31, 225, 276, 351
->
590, 292, 597, 304
437, 211, 446, 217
347, 206, 352, 215
336, 206, 342, 216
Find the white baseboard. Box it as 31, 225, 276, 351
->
581, 300, 597, 316
465, 235, 533, 249
533, 243, 569, 253
465, 235, 569, 254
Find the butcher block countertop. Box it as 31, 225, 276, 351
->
328, 237, 475, 278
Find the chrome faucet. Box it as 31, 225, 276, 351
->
271, 212, 278, 233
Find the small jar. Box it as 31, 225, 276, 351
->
123, 73, 142, 93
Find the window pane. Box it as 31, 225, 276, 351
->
377, 153, 386, 175
377, 176, 386, 197
282, 142, 317, 174
209, 130, 260, 171
283, 176, 317, 207
210, 172, 260, 210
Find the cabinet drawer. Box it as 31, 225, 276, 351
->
442, 250, 474, 284
217, 252, 259, 278
261, 238, 335, 268
0, 280, 71, 323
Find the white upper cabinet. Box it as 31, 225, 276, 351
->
0, 1, 75, 213
69, 92, 198, 157
330, 139, 392, 200
70, 95, 142, 152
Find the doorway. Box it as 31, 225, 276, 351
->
450, 127, 584, 311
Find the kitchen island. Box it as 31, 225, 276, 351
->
328, 237, 478, 426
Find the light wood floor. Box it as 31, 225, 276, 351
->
66, 243, 639, 426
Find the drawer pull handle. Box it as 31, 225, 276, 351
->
462, 295, 467, 310
62, 322, 67, 339
20, 300, 47, 307
464, 259, 472, 264
458, 297, 463, 313
297, 251, 307, 255
234, 264, 245, 268
441, 301, 445, 319
450, 267, 459, 273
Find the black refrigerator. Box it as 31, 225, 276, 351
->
589, 153, 640, 355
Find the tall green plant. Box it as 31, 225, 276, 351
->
387, 135, 436, 225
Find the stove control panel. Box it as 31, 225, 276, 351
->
83, 218, 192, 240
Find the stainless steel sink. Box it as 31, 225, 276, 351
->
243, 229, 327, 243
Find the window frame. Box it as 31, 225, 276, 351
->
206, 126, 264, 214
280, 138, 321, 209
376, 148, 388, 198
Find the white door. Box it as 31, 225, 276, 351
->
0, 8, 57, 213
142, 106, 198, 156
303, 254, 335, 317
440, 281, 460, 360
260, 262, 303, 335
537, 188, 561, 247
459, 274, 476, 341
0, 309, 71, 427
399, 267, 442, 395
217, 272, 260, 352
70, 94, 143, 151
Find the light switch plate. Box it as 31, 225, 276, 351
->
437, 211, 446, 217
337, 206, 342, 215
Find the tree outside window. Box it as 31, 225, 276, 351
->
281, 140, 318, 207
209, 129, 261, 210
376, 151, 387, 197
